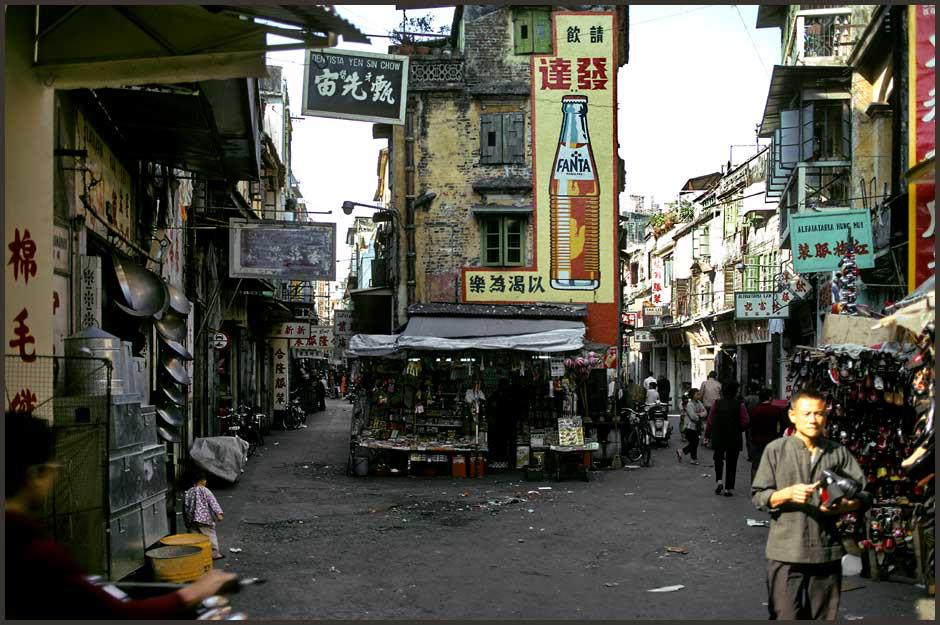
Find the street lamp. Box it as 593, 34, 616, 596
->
340, 200, 398, 223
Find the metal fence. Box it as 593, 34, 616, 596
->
6, 354, 113, 576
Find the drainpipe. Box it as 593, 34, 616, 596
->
404, 99, 417, 308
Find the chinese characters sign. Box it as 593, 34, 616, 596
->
908, 5, 936, 291
334, 310, 354, 337
229, 219, 336, 281
463, 12, 617, 310
302, 49, 409, 125
272, 323, 334, 354
75, 110, 135, 240
734, 292, 789, 320
271, 340, 289, 411
790, 210, 875, 274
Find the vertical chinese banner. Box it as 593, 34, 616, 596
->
5, 37, 54, 417
908, 5, 936, 291
651, 257, 665, 306
463, 12, 617, 312
271, 339, 289, 412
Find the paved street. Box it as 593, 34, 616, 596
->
212, 399, 925, 619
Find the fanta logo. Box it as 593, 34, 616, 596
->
555, 151, 592, 175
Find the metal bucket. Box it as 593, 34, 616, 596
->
146, 545, 207, 583
354, 455, 369, 477
159, 533, 213, 574
64, 326, 126, 396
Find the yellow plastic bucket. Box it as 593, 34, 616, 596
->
159, 533, 213, 574
146, 545, 206, 583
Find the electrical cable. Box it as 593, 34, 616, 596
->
733, 5, 771, 79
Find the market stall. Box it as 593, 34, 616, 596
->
346, 307, 611, 480
783, 282, 934, 591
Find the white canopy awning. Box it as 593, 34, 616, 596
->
349, 327, 585, 357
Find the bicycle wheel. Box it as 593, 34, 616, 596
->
641, 432, 653, 467
623, 429, 643, 463
283, 410, 299, 431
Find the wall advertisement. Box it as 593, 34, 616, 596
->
463, 12, 618, 313
908, 5, 936, 291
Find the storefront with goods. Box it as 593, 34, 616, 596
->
345, 304, 619, 481
784, 276, 934, 593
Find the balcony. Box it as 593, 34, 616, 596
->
785, 7, 858, 66
777, 163, 852, 244
409, 57, 464, 91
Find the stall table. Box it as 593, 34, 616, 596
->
544, 442, 599, 481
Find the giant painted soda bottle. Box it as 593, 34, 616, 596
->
549, 95, 600, 291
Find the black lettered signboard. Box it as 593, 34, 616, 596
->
302, 49, 409, 125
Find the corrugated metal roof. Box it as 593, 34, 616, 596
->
407, 302, 587, 319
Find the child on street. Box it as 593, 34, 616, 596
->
184, 470, 225, 560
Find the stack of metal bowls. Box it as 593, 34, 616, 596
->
154, 282, 192, 444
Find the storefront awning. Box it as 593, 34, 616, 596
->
349, 326, 585, 356
33, 5, 368, 89
402, 316, 582, 338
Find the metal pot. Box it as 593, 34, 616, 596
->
161, 354, 191, 386
157, 425, 181, 443
156, 405, 184, 428
111, 253, 170, 318
64, 326, 126, 396
154, 312, 186, 343
165, 282, 192, 316
159, 336, 193, 361
157, 382, 186, 406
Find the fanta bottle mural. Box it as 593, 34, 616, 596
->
550, 95, 600, 290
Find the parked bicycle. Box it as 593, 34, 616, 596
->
620, 404, 653, 467
217, 403, 264, 457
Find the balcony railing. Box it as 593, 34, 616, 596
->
802, 13, 853, 58
409, 58, 464, 91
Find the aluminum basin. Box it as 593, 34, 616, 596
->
157, 383, 186, 406
158, 425, 181, 443
158, 336, 193, 360
161, 354, 191, 386
154, 312, 186, 343
111, 253, 169, 318
166, 282, 192, 316
156, 405, 184, 428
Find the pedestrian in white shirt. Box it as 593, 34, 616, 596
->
645, 381, 661, 405
643, 371, 657, 390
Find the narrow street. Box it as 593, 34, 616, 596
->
213, 399, 924, 620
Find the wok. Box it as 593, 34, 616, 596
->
154, 312, 186, 342
111, 253, 169, 317
161, 353, 191, 386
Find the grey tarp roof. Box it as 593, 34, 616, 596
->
349, 325, 585, 357
401, 316, 583, 338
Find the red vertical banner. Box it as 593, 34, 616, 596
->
908, 5, 936, 291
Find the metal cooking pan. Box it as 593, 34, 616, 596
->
165, 282, 192, 316
158, 425, 181, 443
154, 312, 186, 343
158, 336, 193, 360
161, 354, 191, 386
156, 405, 184, 428
111, 253, 170, 318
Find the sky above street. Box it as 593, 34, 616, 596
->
266, 5, 782, 281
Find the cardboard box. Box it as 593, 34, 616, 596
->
820, 314, 898, 347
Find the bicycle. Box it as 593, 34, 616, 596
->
621, 406, 652, 467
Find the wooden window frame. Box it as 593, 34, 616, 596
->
480, 215, 527, 267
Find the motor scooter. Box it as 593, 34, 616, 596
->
647, 401, 672, 446
87, 574, 264, 620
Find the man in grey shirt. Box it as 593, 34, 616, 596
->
751, 389, 867, 620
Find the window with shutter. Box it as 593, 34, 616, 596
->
480, 114, 503, 164
801, 103, 814, 161
502, 112, 526, 164
533, 9, 553, 53
744, 254, 759, 291
780, 108, 800, 167
513, 8, 534, 54
723, 268, 735, 309
700, 225, 711, 261
840, 100, 851, 160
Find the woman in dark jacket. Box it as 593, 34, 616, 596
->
704, 380, 749, 497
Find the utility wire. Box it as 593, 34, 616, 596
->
733, 5, 771, 79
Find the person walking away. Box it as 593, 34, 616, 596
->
184, 470, 225, 559
742, 383, 762, 460
645, 381, 661, 406
643, 370, 657, 390
677, 388, 706, 464
751, 389, 869, 620
340, 372, 348, 397
700, 371, 722, 411
704, 380, 749, 496
6, 413, 236, 619
657, 374, 671, 407
627, 378, 646, 409
748, 388, 787, 480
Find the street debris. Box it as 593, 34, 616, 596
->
330, 566, 341, 574
303, 465, 310, 469
604, 582, 620, 588
665, 546, 689, 554
647, 585, 685, 593
273, 442, 279, 446
624, 465, 641, 470
527, 509, 535, 513
624, 492, 636, 496
844, 616, 863, 621
518, 539, 525, 543
746, 518, 770, 527
229, 548, 243, 553
538, 487, 552, 490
